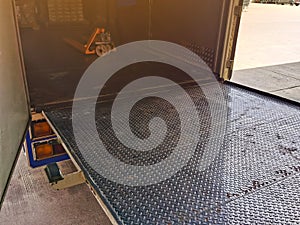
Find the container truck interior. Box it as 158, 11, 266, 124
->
1, 0, 300, 224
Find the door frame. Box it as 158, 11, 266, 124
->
220, 0, 244, 80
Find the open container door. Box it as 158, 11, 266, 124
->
0, 0, 31, 207
220, 0, 244, 80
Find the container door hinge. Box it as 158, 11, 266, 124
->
234, 6, 243, 17
226, 60, 234, 70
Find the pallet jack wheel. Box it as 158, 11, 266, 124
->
96, 45, 108, 57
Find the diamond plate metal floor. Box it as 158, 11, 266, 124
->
44, 83, 300, 224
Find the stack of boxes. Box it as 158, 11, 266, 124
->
25, 112, 69, 168
15, 0, 40, 29
47, 0, 85, 24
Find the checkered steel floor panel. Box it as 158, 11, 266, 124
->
44, 84, 300, 224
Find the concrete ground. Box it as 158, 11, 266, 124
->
0, 153, 112, 225
232, 3, 300, 102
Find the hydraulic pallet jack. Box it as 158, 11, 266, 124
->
64, 27, 115, 57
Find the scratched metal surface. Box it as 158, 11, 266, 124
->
44, 84, 300, 224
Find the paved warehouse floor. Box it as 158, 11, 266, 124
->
233, 3, 300, 102
0, 153, 112, 225
1, 2, 300, 225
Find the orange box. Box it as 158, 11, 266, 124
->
32, 121, 53, 138
35, 143, 54, 160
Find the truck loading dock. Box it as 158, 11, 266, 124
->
233, 3, 300, 102
0, 1, 299, 224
